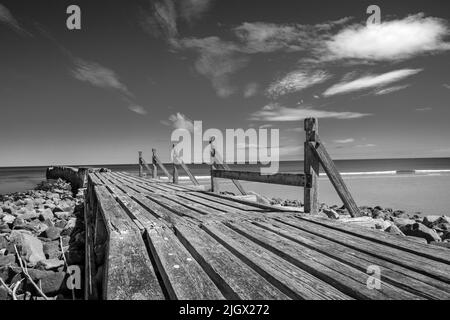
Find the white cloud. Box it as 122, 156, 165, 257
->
355, 144, 376, 148
444, 84, 450, 89
168, 112, 194, 131
71, 58, 131, 96
334, 138, 355, 144
179, 0, 214, 23
326, 14, 450, 61
415, 107, 432, 112
179, 37, 248, 97
267, 70, 330, 98
0, 4, 29, 36
374, 84, 410, 95
128, 105, 147, 115
249, 103, 371, 121
243, 82, 259, 98
323, 69, 422, 96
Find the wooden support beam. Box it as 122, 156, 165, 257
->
212, 169, 309, 187
141, 157, 154, 177
304, 118, 319, 214
173, 163, 179, 184
138, 151, 143, 177
172, 144, 200, 186
209, 138, 247, 195
152, 149, 158, 179
309, 140, 361, 217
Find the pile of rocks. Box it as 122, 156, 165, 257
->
0, 179, 85, 300
319, 204, 450, 248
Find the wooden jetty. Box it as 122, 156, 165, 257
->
84, 172, 450, 300
82, 118, 450, 300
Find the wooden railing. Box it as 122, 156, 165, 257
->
210, 118, 361, 217
138, 117, 360, 217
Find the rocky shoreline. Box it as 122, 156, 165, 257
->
0, 179, 85, 300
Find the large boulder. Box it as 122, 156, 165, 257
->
392, 218, 416, 229
402, 223, 441, 243
384, 224, 405, 236
41, 227, 62, 240
39, 208, 54, 221
322, 208, 339, 219
0, 255, 16, 267
9, 230, 46, 265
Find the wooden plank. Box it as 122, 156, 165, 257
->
144, 193, 206, 222
256, 219, 450, 299
175, 192, 249, 215
95, 186, 165, 300
191, 191, 268, 211
274, 216, 450, 283
203, 222, 351, 300
226, 220, 421, 300
146, 225, 224, 300
299, 215, 450, 265
174, 222, 290, 299
202, 191, 287, 212
309, 140, 361, 217
212, 169, 308, 187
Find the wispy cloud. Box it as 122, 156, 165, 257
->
334, 138, 355, 144
128, 105, 148, 115
323, 69, 422, 97
168, 112, 194, 131
243, 82, 259, 98
355, 144, 376, 148
249, 103, 371, 121
444, 84, 450, 89
374, 84, 410, 95
0, 4, 30, 36
140, 0, 213, 41
266, 70, 330, 98
415, 107, 433, 112
325, 14, 450, 62
179, 37, 248, 97
71, 58, 132, 96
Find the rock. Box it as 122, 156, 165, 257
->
65, 218, 76, 230
9, 230, 46, 265
54, 211, 71, 220
43, 241, 61, 259
322, 208, 339, 219
374, 219, 392, 230
28, 220, 49, 234
39, 258, 65, 270
422, 215, 445, 227
0, 255, 16, 267
2, 214, 15, 224
402, 223, 441, 243
384, 225, 405, 236
54, 220, 67, 229
0, 286, 9, 300
39, 208, 54, 221
26, 269, 66, 295
0, 223, 11, 233
393, 218, 416, 228
41, 227, 61, 240
18, 209, 39, 220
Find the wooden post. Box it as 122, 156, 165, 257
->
304, 118, 319, 214
210, 142, 219, 193
152, 149, 158, 179
172, 163, 179, 184
138, 151, 143, 177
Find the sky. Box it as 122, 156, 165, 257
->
0, 0, 450, 166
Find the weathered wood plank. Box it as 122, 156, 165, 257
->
188, 191, 268, 211
211, 169, 308, 187
146, 225, 224, 300
203, 222, 351, 300
299, 215, 450, 265
226, 220, 421, 300
274, 216, 450, 283
95, 186, 165, 300
174, 222, 290, 300
256, 219, 450, 299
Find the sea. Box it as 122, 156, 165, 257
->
1, 158, 450, 216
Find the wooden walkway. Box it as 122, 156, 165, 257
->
84, 171, 450, 300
